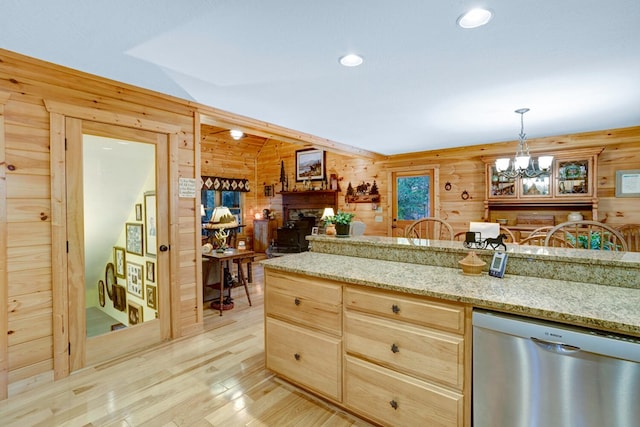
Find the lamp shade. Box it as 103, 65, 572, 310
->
200, 204, 206, 216
321, 207, 335, 220
211, 206, 232, 223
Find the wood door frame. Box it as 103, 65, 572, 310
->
46, 100, 180, 379
387, 164, 440, 236
0, 91, 11, 399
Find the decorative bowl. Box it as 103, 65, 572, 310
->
459, 251, 486, 276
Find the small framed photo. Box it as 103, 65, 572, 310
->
98, 280, 106, 307
615, 170, 640, 197
311, 226, 319, 235
113, 284, 127, 312
146, 261, 155, 283
114, 246, 126, 279
146, 285, 157, 310
128, 301, 143, 325
144, 192, 157, 256
126, 223, 144, 256
296, 148, 326, 181
135, 203, 143, 221
127, 262, 144, 298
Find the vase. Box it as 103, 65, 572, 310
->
335, 223, 350, 237
568, 212, 583, 221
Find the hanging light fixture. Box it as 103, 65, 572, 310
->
495, 108, 553, 179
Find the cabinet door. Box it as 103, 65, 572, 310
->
556, 158, 592, 197
487, 164, 517, 199
519, 172, 550, 198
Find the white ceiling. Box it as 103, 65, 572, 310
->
3, 0, 640, 155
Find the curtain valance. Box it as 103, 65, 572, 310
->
201, 176, 250, 192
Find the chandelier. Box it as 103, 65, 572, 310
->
495, 108, 553, 179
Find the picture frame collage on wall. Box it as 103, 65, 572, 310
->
103, 190, 159, 325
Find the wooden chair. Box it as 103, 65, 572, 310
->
544, 220, 628, 251
404, 217, 454, 240
516, 226, 555, 246
614, 224, 640, 252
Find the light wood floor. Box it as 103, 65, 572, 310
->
0, 263, 374, 427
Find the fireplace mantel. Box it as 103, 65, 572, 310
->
279, 190, 339, 223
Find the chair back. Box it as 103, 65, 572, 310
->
615, 224, 640, 252
544, 220, 628, 251
404, 217, 454, 240
349, 221, 366, 236
517, 226, 555, 246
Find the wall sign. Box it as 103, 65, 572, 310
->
616, 170, 640, 197
179, 177, 197, 198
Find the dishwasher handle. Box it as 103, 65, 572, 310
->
531, 337, 581, 354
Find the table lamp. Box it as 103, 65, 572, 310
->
321, 207, 336, 235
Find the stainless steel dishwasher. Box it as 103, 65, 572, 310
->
473, 309, 640, 427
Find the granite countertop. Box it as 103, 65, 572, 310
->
261, 251, 640, 337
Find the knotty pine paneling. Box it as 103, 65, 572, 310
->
0, 48, 200, 398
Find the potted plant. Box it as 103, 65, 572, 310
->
326, 210, 355, 237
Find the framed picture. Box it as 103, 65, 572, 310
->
296, 148, 326, 181
113, 246, 126, 279
311, 226, 319, 235
128, 301, 143, 325
113, 284, 127, 312
615, 170, 640, 197
127, 262, 144, 298
98, 280, 106, 307
144, 191, 157, 256
146, 285, 157, 310
135, 203, 143, 221
146, 261, 155, 283
126, 223, 144, 256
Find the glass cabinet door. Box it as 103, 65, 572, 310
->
489, 166, 517, 198
520, 173, 550, 197
557, 159, 589, 195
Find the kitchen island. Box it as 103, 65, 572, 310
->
261, 235, 640, 426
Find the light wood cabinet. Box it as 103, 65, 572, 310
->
344, 285, 469, 426
264, 269, 471, 426
253, 218, 277, 252
264, 270, 342, 401
483, 147, 603, 221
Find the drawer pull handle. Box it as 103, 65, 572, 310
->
391, 304, 400, 314
294, 353, 301, 361
389, 400, 398, 410
391, 343, 399, 353
294, 298, 301, 306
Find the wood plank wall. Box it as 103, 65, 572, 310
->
0, 49, 200, 397
1, 47, 639, 400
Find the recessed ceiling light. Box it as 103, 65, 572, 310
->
339, 54, 364, 67
230, 129, 244, 140
457, 8, 493, 29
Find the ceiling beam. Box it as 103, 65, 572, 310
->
199, 107, 385, 160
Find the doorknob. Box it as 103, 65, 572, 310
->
159, 245, 169, 252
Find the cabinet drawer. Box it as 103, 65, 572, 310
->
345, 286, 465, 334
345, 355, 463, 427
266, 270, 342, 334
345, 311, 464, 389
265, 317, 342, 401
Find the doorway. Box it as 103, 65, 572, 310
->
65, 120, 171, 371
390, 167, 438, 237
